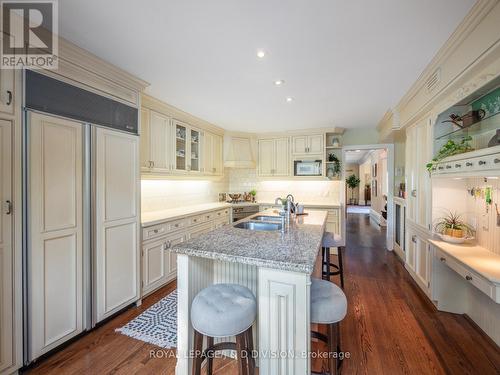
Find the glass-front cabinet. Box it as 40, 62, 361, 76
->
173, 120, 202, 173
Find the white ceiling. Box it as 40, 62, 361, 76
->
345, 150, 370, 164
59, 0, 475, 132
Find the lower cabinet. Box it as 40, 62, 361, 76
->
406, 226, 432, 295
141, 208, 230, 296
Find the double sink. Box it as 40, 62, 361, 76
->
234, 215, 284, 231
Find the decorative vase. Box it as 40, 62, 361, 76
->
488, 129, 500, 147
331, 137, 340, 147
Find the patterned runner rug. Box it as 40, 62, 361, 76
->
116, 290, 177, 348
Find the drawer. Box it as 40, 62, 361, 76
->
142, 223, 168, 241
189, 214, 207, 225
167, 218, 188, 232
214, 209, 229, 219
436, 249, 494, 299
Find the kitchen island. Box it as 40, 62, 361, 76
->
171, 209, 327, 375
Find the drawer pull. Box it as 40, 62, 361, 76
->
494, 158, 500, 164
455, 164, 461, 168
466, 162, 473, 167
465, 275, 472, 281
478, 160, 486, 166
438, 166, 444, 170
440, 257, 446, 262
206, 215, 210, 219
218, 212, 222, 216
174, 223, 179, 228
446, 165, 452, 169
153, 229, 159, 234
193, 219, 198, 222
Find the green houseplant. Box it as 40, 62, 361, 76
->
346, 174, 360, 205
434, 211, 475, 238
328, 153, 341, 177
426, 136, 473, 172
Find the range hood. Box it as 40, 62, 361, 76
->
224, 133, 256, 168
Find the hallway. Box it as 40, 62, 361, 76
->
340, 213, 500, 374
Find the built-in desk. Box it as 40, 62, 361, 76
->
430, 239, 500, 303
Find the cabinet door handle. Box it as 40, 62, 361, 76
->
6, 90, 12, 105
455, 164, 461, 168
478, 160, 486, 166
494, 158, 500, 164
4, 200, 12, 215
465, 275, 472, 281
445, 165, 452, 169
440, 257, 446, 262
466, 162, 473, 167
411, 235, 417, 243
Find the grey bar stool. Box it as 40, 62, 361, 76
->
311, 278, 347, 375
191, 283, 256, 375
322, 232, 345, 289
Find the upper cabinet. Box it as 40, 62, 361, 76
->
258, 137, 290, 177
292, 134, 324, 155
141, 109, 172, 173
203, 132, 223, 175
406, 116, 432, 231
0, 32, 14, 115
173, 120, 202, 173
140, 106, 223, 178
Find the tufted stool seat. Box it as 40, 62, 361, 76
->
191, 284, 256, 375
321, 232, 345, 289
310, 278, 347, 375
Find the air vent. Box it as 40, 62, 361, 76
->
426, 68, 441, 93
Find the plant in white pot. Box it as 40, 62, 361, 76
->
434, 211, 475, 241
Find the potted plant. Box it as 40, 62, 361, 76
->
249, 189, 257, 202
346, 174, 360, 205
434, 211, 475, 239
328, 153, 341, 177
426, 136, 473, 172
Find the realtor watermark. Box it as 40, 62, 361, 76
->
1, 0, 58, 69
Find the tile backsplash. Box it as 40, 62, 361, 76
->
141, 168, 342, 213
141, 177, 228, 212
227, 168, 341, 204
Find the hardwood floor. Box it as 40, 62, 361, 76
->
25, 213, 500, 374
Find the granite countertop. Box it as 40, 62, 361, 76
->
141, 202, 232, 226
171, 209, 327, 274
430, 239, 500, 284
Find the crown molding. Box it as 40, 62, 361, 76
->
58, 38, 150, 92
396, 0, 498, 111
141, 93, 225, 135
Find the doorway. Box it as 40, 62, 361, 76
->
343, 144, 394, 250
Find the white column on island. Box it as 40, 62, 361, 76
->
176, 256, 312, 375
258, 268, 311, 375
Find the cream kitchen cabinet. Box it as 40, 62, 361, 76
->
0, 120, 13, 373
405, 117, 432, 231
141, 109, 172, 173
142, 231, 184, 295
203, 131, 223, 175
173, 120, 202, 173
258, 137, 290, 177
406, 226, 432, 295
292, 134, 323, 155
141, 207, 230, 296
0, 33, 14, 115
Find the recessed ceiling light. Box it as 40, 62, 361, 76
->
256, 50, 266, 59
274, 80, 284, 86
286, 97, 293, 102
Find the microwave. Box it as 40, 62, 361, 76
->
294, 160, 322, 176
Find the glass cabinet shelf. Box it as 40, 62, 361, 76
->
435, 110, 500, 141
